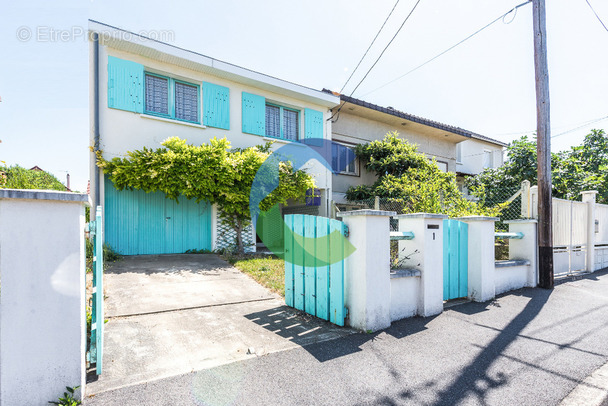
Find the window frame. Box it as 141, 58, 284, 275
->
332, 141, 359, 176
264, 102, 300, 141
144, 72, 201, 124
483, 149, 493, 169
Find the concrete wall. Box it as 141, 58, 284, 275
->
390, 275, 419, 321
0, 190, 88, 406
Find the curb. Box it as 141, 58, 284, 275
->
560, 360, 608, 406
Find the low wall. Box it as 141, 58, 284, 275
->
494, 261, 531, 296
390, 271, 419, 322
0, 189, 88, 406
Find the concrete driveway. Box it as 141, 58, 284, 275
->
86, 254, 351, 396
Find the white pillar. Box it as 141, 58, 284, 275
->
530, 185, 539, 219
506, 219, 538, 287
455, 216, 498, 302
0, 190, 88, 406
582, 190, 598, 272
341, 210, 395, 332
396, 213, 448, 317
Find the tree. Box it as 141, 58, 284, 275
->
96, 137, 314, 253
346, 132, 501, 217
467, 130, 608, 204
0, 164, 66, 191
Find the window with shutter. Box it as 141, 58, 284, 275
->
143, 72, 200, 124
264, 103, 300, 140
175, 81, 199, 122
145, 74, 169, 116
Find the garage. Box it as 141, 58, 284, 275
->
103, 177, 212, 255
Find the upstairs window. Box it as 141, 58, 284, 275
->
145, 74, 169, 116
265, 103, 299, 140
483, 150, 493, 169
332, 143, 358, 175
144, 73, 200, 124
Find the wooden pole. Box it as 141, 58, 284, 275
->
533, 0, 554, 289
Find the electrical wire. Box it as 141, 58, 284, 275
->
340, 0, 401, 94
551, 115, 608, 138
584, 0, 608, 33
329, 0, 423, 122
361, 1, 532, 97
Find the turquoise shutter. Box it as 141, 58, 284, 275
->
242, 92, 265, 136
305, 108, 324, 139
203, 82, 230, 129
107, 56, 144, 113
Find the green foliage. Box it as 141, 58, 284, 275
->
226, 255, 285, 296
184, 248, 213, 254
96, 137, 314, 253
103, 243, 121, 262
0, 165, 66, 190
467, 130, 608, 204
346, 132, 502, 217
48, 386, 81, 406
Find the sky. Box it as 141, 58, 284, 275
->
1, 0, 608, 192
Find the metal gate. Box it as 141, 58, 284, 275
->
87, 206, 104, 375
284, 214, 348, 326
443, 219, 468, 301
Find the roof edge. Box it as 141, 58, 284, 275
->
324, 89, 507, 147
88, 20, 339, 107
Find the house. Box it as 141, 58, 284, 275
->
88, 21, 339, 255
323, 91, 506, 209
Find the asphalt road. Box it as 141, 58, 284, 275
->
86, 269, 608, 406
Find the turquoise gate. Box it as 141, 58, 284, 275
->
87, 206, 104, 375
443, 219, 469, 301
283, 214, 348, 326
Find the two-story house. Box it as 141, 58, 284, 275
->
89, 21, 339, 255
324, 91, 506, 209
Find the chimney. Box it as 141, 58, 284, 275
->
66, 173, 71, 191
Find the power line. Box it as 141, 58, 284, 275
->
584, 0, 608, 33
488, 115, 608, 138
340, 0, 401, 94
551, 115, 608, 138
361, 1, 532, 97
330, 0, 423, 122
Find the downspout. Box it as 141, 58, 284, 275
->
93, 32, 100, 207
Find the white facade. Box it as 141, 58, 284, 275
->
89, 21, 339, 254
456, 138, 505, 176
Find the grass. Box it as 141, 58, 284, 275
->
224, 254, 285, 296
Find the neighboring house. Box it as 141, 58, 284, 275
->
324, 91, 506, 208
88, 21, 339, 255
455, 137, 506, 196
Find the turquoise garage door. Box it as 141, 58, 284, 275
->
104, 177, 212, 255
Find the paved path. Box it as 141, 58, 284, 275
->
86, 269, 608, 405
86, 254, 351, 395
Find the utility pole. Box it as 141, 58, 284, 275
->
533, 0, 554, 289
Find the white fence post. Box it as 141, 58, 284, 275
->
0, 190, 89, 406
455, 216, 498, 302
521, 180, 531, 218
395, 213, 447, 317
341, 210, 395, 332
530, 185, 539, 219
582, 190, 598, 272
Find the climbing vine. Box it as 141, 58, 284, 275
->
96, 137, 314, 253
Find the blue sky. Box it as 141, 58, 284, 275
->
2, 0, 608, 192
